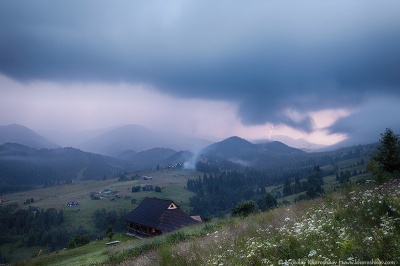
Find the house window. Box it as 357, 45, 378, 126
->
167, 203, 177, 209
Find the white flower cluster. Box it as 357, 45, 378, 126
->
187, 180, 400, 265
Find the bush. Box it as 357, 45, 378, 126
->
231, 200, 256, 217
67, 234, 89, 249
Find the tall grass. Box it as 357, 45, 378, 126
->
120, 179, 400, 265
19, 179, 400, 265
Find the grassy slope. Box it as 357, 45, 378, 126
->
0, 169, 199, 262
20, 178, 400, 266
120, 179, 400, 265
2, 155, 371, 263
5, 169, 198, 208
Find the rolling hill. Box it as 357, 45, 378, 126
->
79, 124, 212, 156
201, 136, 259, 158
0, 143, 128, 193
202, 136, 304, 157
0, 124, 58, 149
118, 147, 178, 170
266, 135, 329, 151
199, 136, 306, 169
257, 140, 305, 153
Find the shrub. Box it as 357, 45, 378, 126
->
67, 235, 89, 249
231, 200, 256, 217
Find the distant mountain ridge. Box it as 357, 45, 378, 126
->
202, 136, 304, 157
80, 124, 155, 156
78, 124, 212, 156
0, 123, 309, 172
119, 147, 178, 170
201, 136, 258, 158
254, 135, 329, 151
0, 124, 58, 149
0, 142, 128, 193
257, 141, 304, 153
199, 136, 305, 169
0, 124, 378, 193
271, 135, 329, 151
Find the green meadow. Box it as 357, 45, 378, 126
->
1, 156, 375, 264
15, 177, 400, 266
0, 169, 200, 262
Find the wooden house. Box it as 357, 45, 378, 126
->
124, 197, 199, 237
67, 201, 79, 207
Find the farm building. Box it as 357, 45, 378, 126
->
67, 201, 79, 207
102, 189, 112, 194
125, 197, 199, 237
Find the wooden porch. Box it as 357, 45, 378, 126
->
126, 222, 162, 238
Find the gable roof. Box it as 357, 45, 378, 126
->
124, 198, 198, 233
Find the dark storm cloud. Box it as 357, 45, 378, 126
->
1, 0, 400, 132
328, 96, 400, 146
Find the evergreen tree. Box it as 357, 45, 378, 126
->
282, 178, 292, 196
339, 170, 351, 184
306, 186, 317, 199
106, 226, 114, 240
374, 128, 400, 176
257, 193, 277, 211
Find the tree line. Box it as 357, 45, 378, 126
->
281, 165, 325, 200
187, 170, 284, 218
0, 203, 65, 252
187, 166, 327, 218
0, 144, 128, 193
93, 208, 127, 233
0, 202, 130, 263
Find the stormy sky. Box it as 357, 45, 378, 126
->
1, 0, 399, 146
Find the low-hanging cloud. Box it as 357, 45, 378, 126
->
1, 0, 400, 134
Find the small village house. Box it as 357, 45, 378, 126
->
67, 201, 79, 207
102, 189, 112, 194
124, 197, 199, 237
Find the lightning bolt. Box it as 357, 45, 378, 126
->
268, 126, 275, 140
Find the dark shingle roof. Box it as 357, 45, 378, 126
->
124, 198, 198, 233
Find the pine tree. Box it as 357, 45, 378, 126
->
257, 193, 277, 211
106, 226, 114, 240
282, 178, 292, 196
374, 128, 400, 176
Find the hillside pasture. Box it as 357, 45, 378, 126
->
4, 169, 198, 207
2, 169, 200, 231
21, 178, 400, 266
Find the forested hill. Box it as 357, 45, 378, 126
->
198, 136, 377, 172
0, 143, 128, 193
199, 137, 307, 171
202, 137, 304, 156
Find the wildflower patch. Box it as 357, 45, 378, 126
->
123, 179, 400, 265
